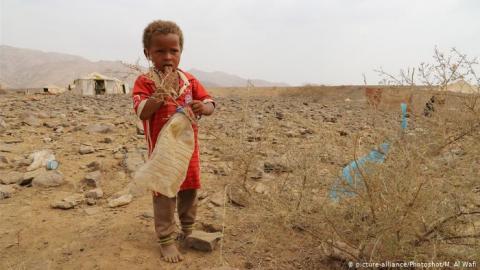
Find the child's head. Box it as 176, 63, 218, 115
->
143, 20, 184, 72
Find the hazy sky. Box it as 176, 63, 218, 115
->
1, 0, 479, 85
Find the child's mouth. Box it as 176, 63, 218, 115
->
162, 65, 174, 73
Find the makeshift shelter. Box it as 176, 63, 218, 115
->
72, 72, 129, 95
446, 79, 478, 94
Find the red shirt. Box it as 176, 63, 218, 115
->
132, 69, 214, 191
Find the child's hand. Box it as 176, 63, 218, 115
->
150, 92, 167, 104
190, 100, 214, 116
190, 100, 206, 115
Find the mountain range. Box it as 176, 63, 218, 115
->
0, 45, 288, 89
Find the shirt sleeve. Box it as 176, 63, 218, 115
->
191, 78, 215, 107
132, 75, 154, 118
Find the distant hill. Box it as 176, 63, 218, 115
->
187, 68, 289, 88
0, 45, 287, 89
0, 45, 138, 89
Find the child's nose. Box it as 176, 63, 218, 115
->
164, 52, 173, 60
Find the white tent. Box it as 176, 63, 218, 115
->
72, 72, 129, 95
446, 79, 478, 94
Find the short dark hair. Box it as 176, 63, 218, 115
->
143, 20, 184, 50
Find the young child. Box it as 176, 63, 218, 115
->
132, 20, 215, 263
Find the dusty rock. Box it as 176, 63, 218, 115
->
15, 157, 33, 167
102, 137, 113, 143
86, 198, 96, 205
108, 193, 133, 208
140, 211, 154, 219
227, 185, 249, 207
86, 161, 102, 171
0, 155, 10, 169
0, 171, 23, 184
0, 143, 14, 153
20, 168, 46, 185
209, 192, 225, 207
0, 185, 15, 199
0, 117, 7, 129
32, 171, 65, 187
86, 123, 114, 134
84, 188, 103, 199
207, 267, 240, 270
201, 221, 223, 232
185, 230, 223, 252
79, 145, 95, 154
253, 183, 269, 195
51, 194, 85, 209
22, 114, 42, 127
83, 170, 102, 187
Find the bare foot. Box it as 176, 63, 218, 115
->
160, 243, 183, 263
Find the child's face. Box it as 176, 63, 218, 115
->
144, 33, 181, 72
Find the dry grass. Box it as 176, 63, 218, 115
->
210, 48, 480, 269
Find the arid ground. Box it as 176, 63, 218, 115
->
1, 87, 479, 270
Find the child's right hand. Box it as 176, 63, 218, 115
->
150, 92, 167, 104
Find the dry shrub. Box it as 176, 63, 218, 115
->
213, 48, 480, 269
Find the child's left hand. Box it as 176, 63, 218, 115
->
190, 100, 214, 116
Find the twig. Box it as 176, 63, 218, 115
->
415, 210, 480, 245
352, 134, 377, 224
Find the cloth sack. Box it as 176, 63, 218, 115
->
129, 112, 194, 198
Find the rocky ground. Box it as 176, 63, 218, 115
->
1, 88, 478, 269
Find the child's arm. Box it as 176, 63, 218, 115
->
139, 93, 168, 120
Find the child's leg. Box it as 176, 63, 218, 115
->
152, 193, 183, 263
177, 189, 198, 237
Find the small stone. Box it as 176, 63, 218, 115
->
85, 198, 96, 205
20, 168, 46, 186
198, 190, 209, 200
0, 117, 7, 129
0, 185, 15, 200
86, 161, 102, 171
32, 171, 65, 187
140, 211, 154, 219
108, 193, 133, 208
227, 185, 249, 207
0, 144, 14, 153
83, 170, 101, 187
185, 230, 223, 252
79, 145, 95, 154
102, 137, 113, 143
86, 124, 114, 134
201, 221, 223, 232
51, 194, 84, 209
85, 188, 103, 199
209, 192, 225, 207
253, 183, 269, 195
43, 137, 53, 143
0, 171, 23, 184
